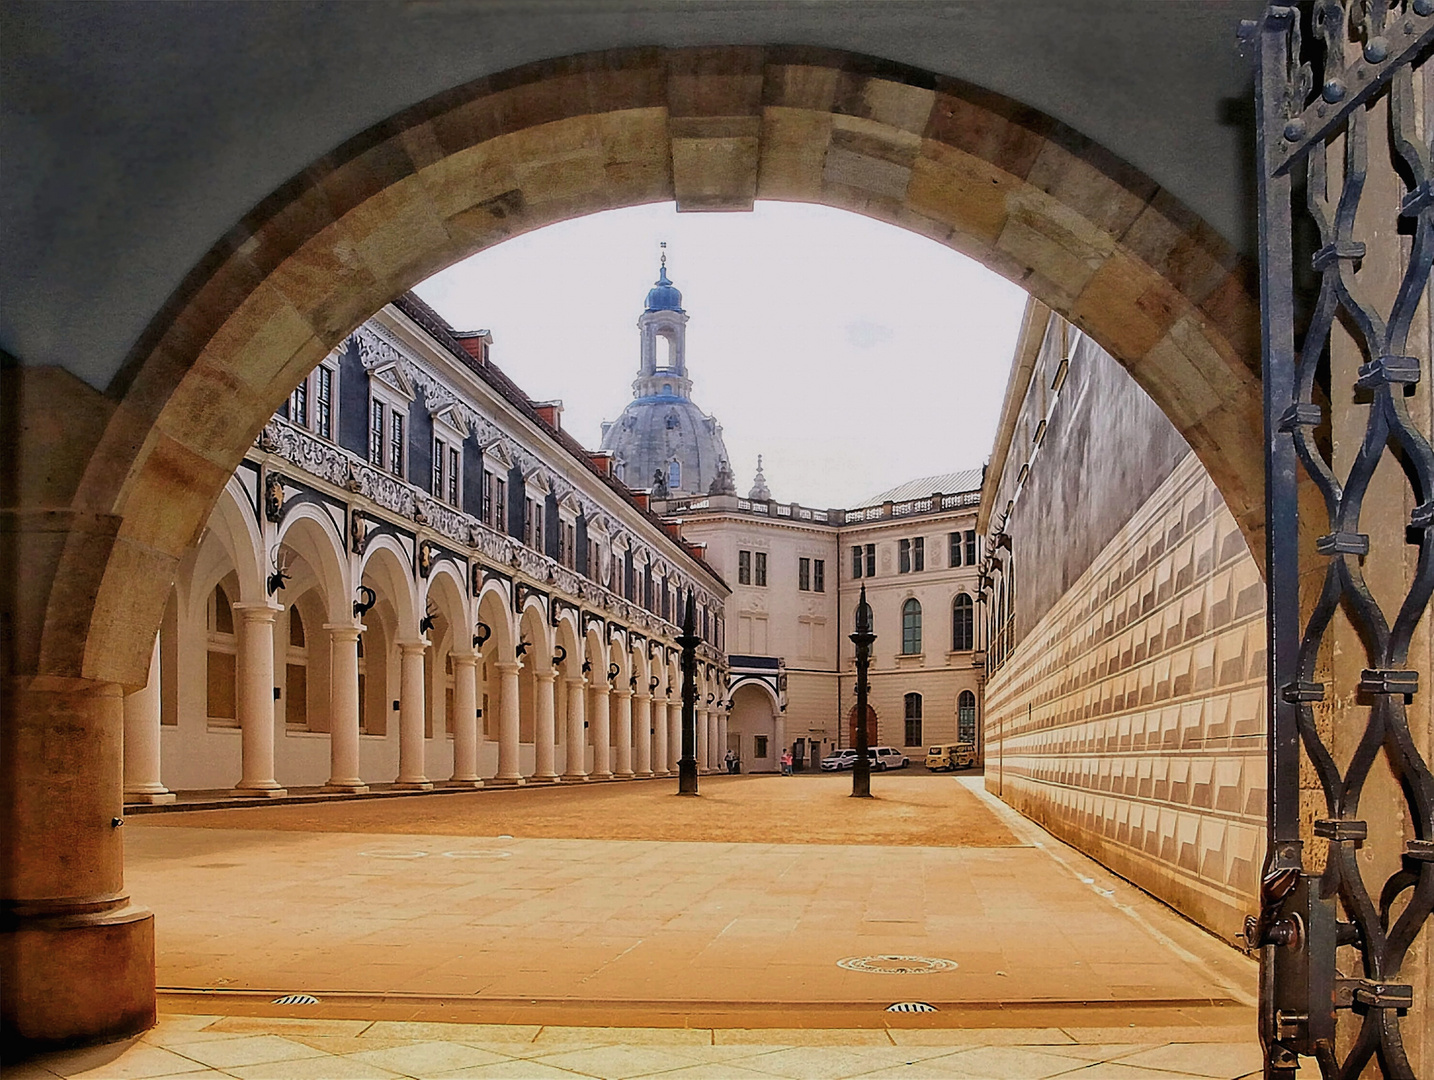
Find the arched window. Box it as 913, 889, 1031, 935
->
904, 692, 922, 746
952, 593, 974, 651
206, 583, 237, 723
288, 607, 306, 647
668, 460, 681, 489
958, 690, 977, 744
901, 598, 922, 655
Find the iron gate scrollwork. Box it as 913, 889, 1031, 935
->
1252, 2, 1434, 1077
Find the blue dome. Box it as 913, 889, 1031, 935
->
645, 265, 684, 313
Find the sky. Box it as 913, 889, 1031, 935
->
414, 202, 1028, 509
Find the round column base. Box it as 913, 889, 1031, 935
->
446, 779, 484, 789
123, 790, 176, 805
322, 781, 369, 794
230, 784, 287, 798
393, 780, 434, 791
487, 776, 526, 787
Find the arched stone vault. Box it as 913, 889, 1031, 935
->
26, 45, 1259, 691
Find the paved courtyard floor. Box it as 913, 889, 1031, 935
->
17, 776, 1305, 1078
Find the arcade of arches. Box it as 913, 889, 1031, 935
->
1, 37, 1427, 1069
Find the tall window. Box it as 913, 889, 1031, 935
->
389, 410, 404, 476
965, 529, 977, 565
754, 551, 767, 587
524, 497, 542, 549
914, 536, 924, 571
432, 437, 446, 499
899, 539, 911, 574
900, 538, 924, 573
865, 544, 876, 577
667, 460, 681, 490
904, 692, 922, 746
852, 545, 863, 578
447, 446, 459, 505
952, 593, 974, 651
949, 531, 962, 567
902, 598, 922, 655
289, 376, 308, 427
738, 550, 751, 585
369, 400, 385, 467
958, 690, 977, 743
314, 365, 333, 439
813, 559, 825, 593
799, 557, 811, 591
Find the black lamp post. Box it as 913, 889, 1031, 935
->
677, 590, 700, 796
850, 583, 875, 799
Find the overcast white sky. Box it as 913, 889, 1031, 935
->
415, 202, 1028, 508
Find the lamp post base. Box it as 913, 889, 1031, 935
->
677, 759, 699, 796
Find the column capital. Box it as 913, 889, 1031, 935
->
566, 675, 588, 689
450, 651, 478, 668
614, 687, 633, 699
233, 601, 283, 622
324, 623, 365, 640
635, 691, 652, 702
398, 638, 429, 655
494, 660, 521, 675
534, 669, 558, 683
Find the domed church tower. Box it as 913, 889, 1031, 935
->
600, 252, 731, 496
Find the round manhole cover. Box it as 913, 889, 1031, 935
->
837, 955, 959, 975
887, 1002, 939, 1012
442, 849, 512, 859
358, 850, 428, 859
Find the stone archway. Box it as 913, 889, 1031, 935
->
4, 45, 1261, 1053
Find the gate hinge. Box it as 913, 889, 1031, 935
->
1358, 669, 1418, 695
1313, 819, 1367, 842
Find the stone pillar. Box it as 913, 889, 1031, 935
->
775, 711, 788, 774
323, 624, 367, 793
532, 670, 559, 782
718, 710, 729, 770
590, 685, 612, 779
449, 652, 482, 787
232, 602, 286, 797
696, 707, 709, 772
2, 675, 158, 1052
613, 688, 634, 778
395, 640, 432, 790
122, 634, 174, 804
563, 677, 587, 780
635, 691, 653, 778
492, 661, 525, 785
707, 705, 721, 773
668, 697, 681, 772
652, 691, 669, 777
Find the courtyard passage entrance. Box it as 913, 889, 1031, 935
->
127, 776, 1255, 1025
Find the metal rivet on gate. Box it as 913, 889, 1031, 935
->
1364, 36, 1390, 63
1322, 79, 1346, 103
1284, 119, 1307, 142
1416, 0, 1433, 18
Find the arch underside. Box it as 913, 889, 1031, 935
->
47, 45, 1259, 688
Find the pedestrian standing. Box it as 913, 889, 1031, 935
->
781, 749, 793, 775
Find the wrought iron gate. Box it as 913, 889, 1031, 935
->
1250, 3, 1434, 1077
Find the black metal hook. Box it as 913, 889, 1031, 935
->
353, 585, 376, 618
649, 676, 660, 692
582, 659, 592, 674
515, 639, 530, 657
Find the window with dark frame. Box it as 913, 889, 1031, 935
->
447, 447, 459, 505
738, 550, 751, 585
952, 593, 974, 651
899, 539, 911, 574
799, 557, 810, 591
754, 551, 767, 587
315, 366, 333, 439
904, 692, 923, 746
852, 545, 863, 578
865, 544, 876, 577
958, 690, 977, 743
902, 597, 922, 655
813, 559, 825, 593
290, 377, 308, 427
389, 411, 404, 476
949, 531, 962, 567
369, 400, 384, 467
914, 536, 925, 571
432, 437, 445, 498
965, 529, 977, 565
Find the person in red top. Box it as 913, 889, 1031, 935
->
781, 749, 793, 775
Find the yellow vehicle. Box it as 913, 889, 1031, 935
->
925, 743, 976, 771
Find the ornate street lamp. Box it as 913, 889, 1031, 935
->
850, 584, 875, 799
677, 590, 700, 796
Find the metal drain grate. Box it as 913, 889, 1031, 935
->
836, 955, 959, 975
272, 994, 320, 1005
886, 1002, 938, 1013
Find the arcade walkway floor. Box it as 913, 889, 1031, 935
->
20, 776, 1301, 1078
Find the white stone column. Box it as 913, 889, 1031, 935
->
590, 685, 612, 779
652, 691, 669, 777
775, 712, 788, 774
668, 697, 681, 772
533, 670, 559, 782
696, 707, 709, 772
232, 602, 287, 796
564, 676, 588, 780
492, 660, 525, 785
718, 710, 729, 770
123, 633, 175, 803
396, 639, 433, 789
613, 688, 634, 778
708, 705, 721, 774
450, 651, 482, 787
634, 691, 653, 778
323, 624, 368, 793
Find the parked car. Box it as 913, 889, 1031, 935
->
925, 743, 976, 771
871, 746, 909, 770
821, 749, 859, 771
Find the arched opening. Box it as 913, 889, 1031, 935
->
728, 681, 778, 773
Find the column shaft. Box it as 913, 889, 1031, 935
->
232, 602, 286, 796
668, 698, 681, 772
324, 624, 367, 792
590, 686, 612, 779
395, 640, 432, 789
614, 689, 634, 778
696, 708, 709, 772
652, 692, 669, 776
492, 661, 525, 784
563, 677, 588, 780
635, 693, 653, 777
122, 634, 174, 803
450, 653, 482, 786
533, 671, 558, 780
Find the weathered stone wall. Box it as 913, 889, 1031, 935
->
986, 449, 1265, 944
